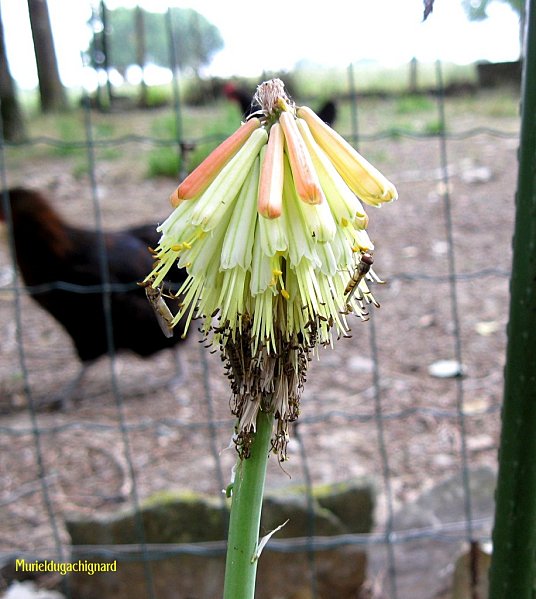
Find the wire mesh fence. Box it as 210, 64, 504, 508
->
0, 6, 523, 599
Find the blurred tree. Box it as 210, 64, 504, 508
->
135, 6, 148, 107
27, 0, 67, 112
461, 0, 526, 51
89, 7, 224, 77
92, 0, 114, 109
0, 3, 26, 142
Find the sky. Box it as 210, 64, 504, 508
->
0, 0, 522, 89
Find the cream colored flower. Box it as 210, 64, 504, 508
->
145, 78, 396, 459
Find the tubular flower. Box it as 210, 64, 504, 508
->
145, 78, 397, 459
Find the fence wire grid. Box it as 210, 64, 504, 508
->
0, 8, 523, 599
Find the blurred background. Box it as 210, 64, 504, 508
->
0, 1, 524, 598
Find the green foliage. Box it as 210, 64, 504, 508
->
94, 121, 115, 137
144, 85, 171, 108
91, 7, 223, 74
395, 94, 435, 114
423, 119, 444, 135
51, 116, 84, 156
147, 112, 181, 178
147, 147, 181, 179
146, 105, 239, 179
461, 0, 524, 21
150, 112, 176, 138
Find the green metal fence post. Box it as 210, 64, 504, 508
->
489, 1, 536, 597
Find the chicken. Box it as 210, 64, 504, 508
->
0, 187, 188, 402
222, 82, 337, 126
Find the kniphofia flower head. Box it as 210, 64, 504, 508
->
145, 79, 397, 459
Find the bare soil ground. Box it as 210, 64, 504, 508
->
0, 90, 520, 598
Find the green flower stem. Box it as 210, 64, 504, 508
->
223, 411, 274, 599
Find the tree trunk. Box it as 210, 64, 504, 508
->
27, 0, 67, 113
0, 4, 26, 141
99, 0, 114, 107
135, 6, 148, 108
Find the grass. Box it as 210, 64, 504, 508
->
147, 146, 181, 179
146, 102, 240, 178
395, 95, 435, 114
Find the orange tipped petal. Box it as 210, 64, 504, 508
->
169, 187, 183, 208
279, 111, 324, 205
258, 123, 284, 219
297, 106, 397, 206
176, 117, 261, 201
